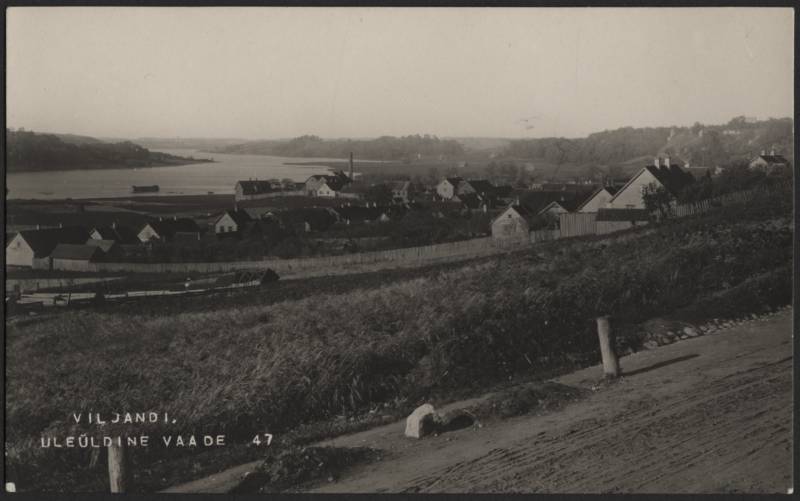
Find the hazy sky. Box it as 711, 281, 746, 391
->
6, 7, 794, 140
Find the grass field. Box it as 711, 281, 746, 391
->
5, 184, 792, 492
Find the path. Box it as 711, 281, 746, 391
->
166, 308, 793, 494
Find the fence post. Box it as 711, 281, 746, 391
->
107, 440, 130, 493
596, 315, 620, 379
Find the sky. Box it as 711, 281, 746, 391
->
6, 7, 794, 140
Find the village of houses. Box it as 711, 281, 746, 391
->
5, 150, 789, 300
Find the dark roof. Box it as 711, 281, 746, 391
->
91, 225, 139, 244
495, 204, 537, 225
50, 243, 103, 261
172, 231, 202, 243
757, 154, 789, 164
237, 180, 275, 195
309, 173, 351, 191
219, 209, 253, 227
392, 180, 411, 191
596, 208, 651, 222
14, 227, 90, 258
445, 177, 464, 186
145, 218, 200, 238
539, 198, 581, 213
334, 205, 387, 223
464, 179, 495, 195
454, 192, 484, 209
643, 165, 695, 196
279, 207, 338, 230
539, 182, 597, 192
85, 239, 117, 253
493, 185, 515, 198
323, 175, 351, 191
519, 191, 584, 214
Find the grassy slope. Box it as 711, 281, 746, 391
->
5, 186, 792, 491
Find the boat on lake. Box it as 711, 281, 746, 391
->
132, 185, 160, 193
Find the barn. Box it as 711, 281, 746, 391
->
6, 227, 90, 268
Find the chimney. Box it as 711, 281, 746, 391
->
664, 156, 670, 168
770, 149, 776, 156
349, 152, 354, 181
112, 221, 117, 229
654, 156, 660, 167
59, 223, 63, 228
761, 149, 766, 156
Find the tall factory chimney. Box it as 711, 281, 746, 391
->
349, 152, 354, 181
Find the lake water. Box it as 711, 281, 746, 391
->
6, 148, 347, 200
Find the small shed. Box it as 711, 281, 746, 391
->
51, 244, 104, 271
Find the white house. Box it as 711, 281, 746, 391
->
316, 182, 337, 198
305, 173, 350, 197
6, 227, 90, 268
491, 204, 535, 241
214, 209, 253, 234
391, 181, 412, 203
606, 159, 693, 210
138, 218, 201, 243
435, 177, 463, 200
576, 186, 620, 213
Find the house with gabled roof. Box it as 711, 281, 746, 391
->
89, 224, 140, 244
214, 209, 253, 235
435, 177, 464, 200
491, 203, 537, 241
391, 180, 413, 203
749, 150, 789, 173
576, 186, 620, 213
138, 218, 201, 243
459, 179, 495, 197
235, 180, 277, 202
6, 226, 90, 268
606, 157, 694, 210
51, 244, 105, 271
305, 172, 351, 197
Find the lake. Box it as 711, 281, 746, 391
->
6, 149, 348, 200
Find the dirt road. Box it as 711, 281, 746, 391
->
309, 309, 793, 494
165, 308, 793, 494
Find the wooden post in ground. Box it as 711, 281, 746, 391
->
107, 440, 130, 493
596, 315, 620, 379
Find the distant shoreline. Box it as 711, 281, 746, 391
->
6, 156, 215, 174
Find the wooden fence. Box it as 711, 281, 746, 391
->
61, 236, 527, 274
46, 185, 781, 276
559, 185, 776, 238
559, 212, 598, 238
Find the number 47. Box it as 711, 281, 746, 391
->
252, 433, 274, 446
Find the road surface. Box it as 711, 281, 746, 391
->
166, 308, 793, 494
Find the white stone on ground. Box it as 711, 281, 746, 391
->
405, 404, 436, 439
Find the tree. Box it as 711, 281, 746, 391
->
364, 183, 394, 204
642, 183, 674, 220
